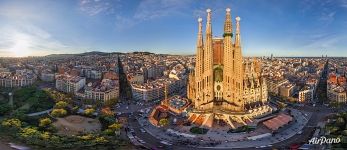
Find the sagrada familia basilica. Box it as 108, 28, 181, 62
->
187, 8, 273, 129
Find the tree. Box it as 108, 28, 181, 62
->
102, 129, 114, 136
71, 106, 79, 114
0, 104, 11, 115
39, 118, 52, 128
108, 123, 122, 131
78, 134, 93, 140
326, 126, 340, 134
12, 110, 28, 121
105, 98, 118, 106
159, 118, 169, 127
55, 101, 68, 109
337, 117, 346, 127
51, 109, 67, 117
84, 99, 94, 105
1, 118, 22, 128
99, 116, 116, 129
94, 136, 108, 143
342, 130, 347, 136
84, 108, 95, 116
101, 107, 114, 117
20, 127, 40, 138
40, 131, 51, 140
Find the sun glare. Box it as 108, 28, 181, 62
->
10, 36, 32, 57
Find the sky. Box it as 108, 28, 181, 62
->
0, 0, 347, 57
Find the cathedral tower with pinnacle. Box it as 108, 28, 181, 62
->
187, 8, 272, 129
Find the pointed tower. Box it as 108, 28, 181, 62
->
195, 17, 204, 79
235, 16, 241, 47
222, 8, 243, 111
187, 8, 271, 129
222, 8, 234, 110
194, 17, 205, 110
201, 8, 214, 110
232, 16, 244, 111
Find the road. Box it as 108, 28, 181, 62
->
127, 113, 172, 150
119, 59, 336, 150
271, 60, 333, 148
273, 104, 334, 149
127, 112, 264, 150
122, 99, 338, 150
26, 108, 53, 116
0, 141, 12, 150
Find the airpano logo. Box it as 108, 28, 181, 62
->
308, 136, 341, 145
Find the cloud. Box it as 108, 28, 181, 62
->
0, 24, 70, 57
134, 0, 190, 20
79, 0, 120, 16
114, 15, 137, 31
300, 33, 347, 52
300, 0, 338, 25
319, 11, 336, 25
339, 0, 347, 8
110, 0, 192, 31
79, 0, 193, 30
0, 1, 47, 21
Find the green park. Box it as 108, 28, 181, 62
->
0, 86, 131, 150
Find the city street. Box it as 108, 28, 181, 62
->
122, 102, 317, 150
143, 108, 309, 148
0, 142, 12, 150
1, 1, 347, 149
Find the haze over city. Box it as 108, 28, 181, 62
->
1, 0, 347, 57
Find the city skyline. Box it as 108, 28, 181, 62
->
1, 0, 347, 57
0, 1, 347, 147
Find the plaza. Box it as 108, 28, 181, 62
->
53, 115, 101, 136
140, 108, 311, 149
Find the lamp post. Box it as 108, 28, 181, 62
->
8, 92, 13, 109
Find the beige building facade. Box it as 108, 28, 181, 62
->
187, 8, 272, 128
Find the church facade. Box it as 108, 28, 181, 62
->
187, 8, 272, 129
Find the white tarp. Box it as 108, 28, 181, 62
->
167, 129, 196, 138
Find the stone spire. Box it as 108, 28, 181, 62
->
223, 8, 236, 110
223, 8, 233, 37
203, 8, 214, 109
195, 17, 204, 77
235, 16, 241, 47
205, 8, 213, 75
206, 8, 212, 37
197, 17, 204, 47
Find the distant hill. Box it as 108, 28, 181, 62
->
77, 51, 109, 56
43, 51, 192, 57
45, 51, 123, 57
44, 54, 76, 57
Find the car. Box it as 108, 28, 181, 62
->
160, 141, 172, 146
140, 129, 146, 133
8, 143, 30, 150
297, 131, 303, 134
138, 139, 146, 144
